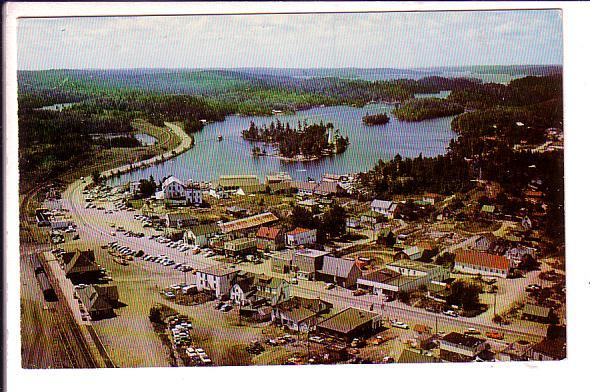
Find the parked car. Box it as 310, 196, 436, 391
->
290, 277, 298, 285
325, 283, 336, 290
392, 321, 409, 329
353, 289, 366, 296
443, 310, 459, 318
464, 328, 481, 335
486, 331, 504, 340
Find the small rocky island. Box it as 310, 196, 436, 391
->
242, 120, 349, 161
362, 113, 390, 125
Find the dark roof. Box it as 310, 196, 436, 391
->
318, 256, 358, 278
359, 268, 401, 284
317, 307, 379, 335
531, 338, 566, 359
256, 226, 283, 240
275, 296, 332, 323
62, 249, 99, 275
187, 224, 220, 236
441, 332, 486, 348
397, 349, 438, 364
78, 285, 118, 313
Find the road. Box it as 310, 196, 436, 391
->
62, 177, 547, 343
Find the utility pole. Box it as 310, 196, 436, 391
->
493, 291, 498, 318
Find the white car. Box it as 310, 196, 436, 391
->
392, 321, 409, 329
443, 310, 459, 318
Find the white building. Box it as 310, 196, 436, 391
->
161, 176, 203, 206
286, 227, 317, 246
370, 199, 398, 218
454, 249, 512, 278
194, 266, 238, 299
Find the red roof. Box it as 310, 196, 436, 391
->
287, 227, 313, 236
256, 226, 282, 240
525, 190, 543, 198
454, 250, 511, 270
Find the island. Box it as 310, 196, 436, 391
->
362, 113, 390, 125
242, 120, 349, 160
393, 98, 464, 121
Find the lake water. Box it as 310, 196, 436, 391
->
134, 133, 158, 146
109, 103, 456, 185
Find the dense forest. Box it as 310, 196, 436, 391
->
242, 120, 349, 158
362, 113, 390, 125
393, 98, 464, 121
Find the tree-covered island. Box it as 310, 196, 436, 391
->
393, 98, 464, 121
242, 120, 349, 160
362, 113, 390, 125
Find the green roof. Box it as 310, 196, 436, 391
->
481, 205, 496, 213
522, 304, 551, 318
397, 349, 438, 364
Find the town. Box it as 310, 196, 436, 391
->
27, 141, 565, 366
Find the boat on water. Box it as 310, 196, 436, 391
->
295, 169, 307, 172
218, 135, 223, 141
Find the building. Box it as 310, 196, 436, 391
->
224, 237, 258, 257
481, 204, 496, 214
471, 234, 497, 253
454, 250, 512, 278
439, 332, 487, 362
129, 181, 141, 195
271, 250, 295, 274
376, 228, 396, 247
286, 227, 317, 247
292, 248, 329, 280
360, 210, 383, 226
271, 296, 333, 332
161, 176, 203, 206
194, 266, 238, 299
397, 349, 439, 364
183, 224, 220, 247
315, 256, 362, 288
219, 212, 279, 238
316, 307, 382, 343
527, 338, 566, 361
256, 226, 285, 251
370, 199, 398, 218
230, 272, 290, 307
402, 246, 424, 261
413, 324, 435, 349
61, 249, 102, 283
217, 175, 260, 191
77, 285, 119, 320
165, 212, 200, 228
292, 180, 344, 197
521, 304, 552, 323
357, 260, 449, 296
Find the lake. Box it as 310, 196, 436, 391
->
109, 103, 456, 185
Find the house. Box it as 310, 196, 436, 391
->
265, 172, 292, 184
129, 181, 141, 195
292, 248, 329, 281
370, 199, 398, 218
224, 237, 258, 257
271, 250, 295, 274
164, 213, 200, 228
61, 249, 102, 283
521, 215, 533, 230
521, 304, 552, 323
413, 324, 434, 349
425, 281, 451, 302
422, 193, 441, 206
194, 266, 238, 299
256, 226, 285, 251
315, 256, 362, 288
454, 250, 512, 278
397, 349, 439, 364
217, 175, 260, 191
183, 224, 220, 247
315, 307, 382, 343
360, 210, 383, 226
219, 212, 279, 238
471, 234, 497, 253
402, 246, 424, 261
358, 260, 449, 297
226, 206, 249, 218
271, 296, 333, 332
77, 285, 119, 320
297, 198, 320, 211
527, 337, 566, 361
376, 228, 397, 247
496, 340, 534, 361
286, 227, 317, 246
230, 272, 290, 307
292, 181, 317, 197
414, 241, 439, 260
313, 181, 345, 197
161, 176, 203, 206
505, 246, 536, 267
439, 332, 487, 362
480, 205, 496, 214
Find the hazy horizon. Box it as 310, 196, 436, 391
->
18, 10, 562, 70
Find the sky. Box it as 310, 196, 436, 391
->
17, 10, 563, 70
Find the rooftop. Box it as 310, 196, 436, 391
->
256, 226, 283, 240
531, 338, 566, 359
317, 307, 380, 335
522, 304, 551, 318
358, 268, 401, 284
371, 199, 395, 210
397, 349, 438, 364
219, 212, 279, 234
318, 256, 358, 278
454, 249, 511, 271
287, 227, 315, 236
294, 248, 329, 258
386, 259, 441, 273
441, 332, 486, 348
